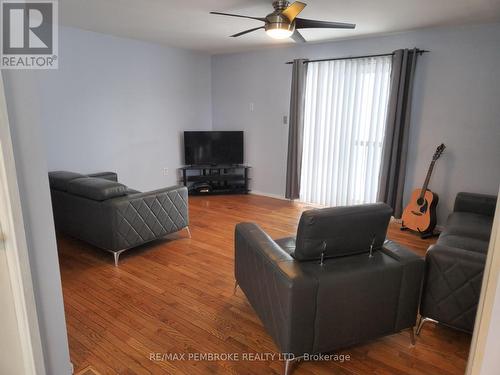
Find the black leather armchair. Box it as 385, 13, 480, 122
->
418, 192, 497, 334
234, 203, 425, 374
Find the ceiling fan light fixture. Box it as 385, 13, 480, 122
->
265, 22, 294, 39
211, 1, 356, 42
266, 28, 293, 39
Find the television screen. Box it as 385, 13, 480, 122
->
184, 131, 244, 165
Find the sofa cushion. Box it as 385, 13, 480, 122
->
48, 171, 87, 191
437, 233, 490, 254
87, 172, 118, 182
293, 203, 393, 261
445, 212, 493, 241
67, 177, 127, 201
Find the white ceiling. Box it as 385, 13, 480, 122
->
60, 0, 500, 54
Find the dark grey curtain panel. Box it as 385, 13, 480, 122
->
377, 49, 419, 217
285, 59, 308, 200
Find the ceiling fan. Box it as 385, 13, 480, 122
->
210, 0, 355, 43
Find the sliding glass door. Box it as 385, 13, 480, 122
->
300, 56, 392, 206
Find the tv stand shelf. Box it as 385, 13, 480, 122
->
180, 165, 251, 196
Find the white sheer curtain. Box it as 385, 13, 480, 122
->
300, 56, 392, 206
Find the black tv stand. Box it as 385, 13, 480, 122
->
180, 165, 251, 196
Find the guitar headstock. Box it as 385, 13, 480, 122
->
433, 143, 446, 161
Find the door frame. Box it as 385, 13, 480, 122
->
0, 72, 46, 374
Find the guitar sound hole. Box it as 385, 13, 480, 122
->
416, 198, 424, 206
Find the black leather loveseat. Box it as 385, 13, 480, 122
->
235, 203, 424, 374
49, 171, 190, 265
418, 192, 497, 334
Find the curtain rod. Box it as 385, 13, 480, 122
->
285, 49, 429, 65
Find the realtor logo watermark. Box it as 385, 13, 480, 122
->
1, 0, 58, 69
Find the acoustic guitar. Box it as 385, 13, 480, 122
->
401, 144, 446, 238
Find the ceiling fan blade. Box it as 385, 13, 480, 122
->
295, 18, 356, 29
281, 1, 307, 22
231, 26, 265, 37
210, 11, 266, 22
290, 30, 306, 43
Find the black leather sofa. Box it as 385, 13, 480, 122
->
234, 203, 425, 375
418, 192, 497, 334
49, 171, 190, 265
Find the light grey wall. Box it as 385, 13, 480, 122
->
2, 26, 212, 374
37, 27, 212, 191
212, 23, 500, 224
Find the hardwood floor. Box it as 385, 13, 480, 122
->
58, 195, 471, 375
76, 366, 103, 375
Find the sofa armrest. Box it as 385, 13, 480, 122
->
236, 222, 293, 263
103, 185, 189, 251
420, 244, 486, 332
454, 192, 497, 217
235, 223, 318, 355
381, 240, 425, 330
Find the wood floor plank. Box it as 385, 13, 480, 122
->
58, 195, 471, 374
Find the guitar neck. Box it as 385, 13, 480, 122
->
419, 161, 435, 198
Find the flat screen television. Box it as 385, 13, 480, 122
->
184, 131, 244, 166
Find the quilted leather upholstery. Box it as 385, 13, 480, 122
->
108, 188, 189, 250
420, 192, 496, 333
420, 245, 485, 332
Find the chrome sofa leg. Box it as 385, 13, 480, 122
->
284, 356, 302, 375
409, 327, 416, 346
185, 226, 192, 238
416, 316, 438, 335
111, 249, 127, 267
